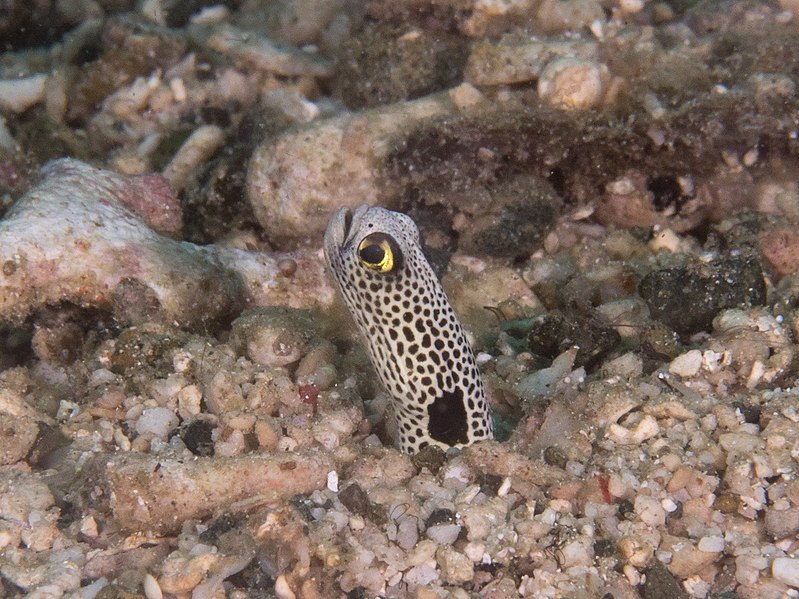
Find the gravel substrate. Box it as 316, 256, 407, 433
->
1, 1, 799, 598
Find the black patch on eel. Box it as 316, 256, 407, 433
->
427, 388, 469, 446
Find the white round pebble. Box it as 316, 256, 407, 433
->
618, 0, 644, 13
135, 407, 179, 440
274, 574, 297, 599
669, 350, 703, 377
661, 498, 679, 513
697, 536, 724, 553
772, 557, 799, 588
143, 573, 162, 599
537, 57, 610, 110
326, 470, 339, 492
464, 542, 486, 563
476, 352, 493, 365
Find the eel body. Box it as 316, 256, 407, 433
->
323, 205, 493, 453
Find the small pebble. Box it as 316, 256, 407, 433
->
537, 57, 610, 110
327, 470, 339, 492
669, 350, 703, 377
697, 536, 724, 553
718, 432, 761, 454
607, 414, 660, 445
397, 517, 420, 551
136, 407, 179, 440
635, 495, 666, 527
772, 557, 799, 588
143, 573, 163, 599
275, 575, 297, 599
437, 546, 474, 584
426, 523, 462, 546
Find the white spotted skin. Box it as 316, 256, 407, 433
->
323, 205, 493, 453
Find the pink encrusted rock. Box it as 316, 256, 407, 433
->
0, 159, 334, 332
0, 159, 243, 330
110, 172, 183, 237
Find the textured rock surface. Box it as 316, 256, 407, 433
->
0, 159, 334, 332
246, 92, 458, 247
76, 450, 334, 533
0, 159, 243, 330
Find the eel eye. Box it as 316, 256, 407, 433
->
358, 233, 401, 273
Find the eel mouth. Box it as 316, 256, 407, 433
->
342, 207, 353, 241
324, 205, 371, 253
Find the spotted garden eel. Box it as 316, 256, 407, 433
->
323, 205, 494, 453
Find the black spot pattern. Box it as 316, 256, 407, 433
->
323, 206, 493, 453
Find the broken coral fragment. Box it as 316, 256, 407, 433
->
77, 450, 334, 534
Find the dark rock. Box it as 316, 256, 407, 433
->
638, 254, 766, 337
640, 323, 681, 361
593, 538, 615, 558
411, 444, 446, 474
335, 21, 468, 109
110, 326, 185, 380
0, 0, 63, 50
181, 419, 216, 457
527, 313, 621, 370
648, 175, 688, 213
0, 324, 33, 370
477, 472, 505, 495
338, 482, 387, 526
642, 560, 689, 599
199, 512, 241, 543
182, 135, 260, 245
457, 175, 562, 259
617, 499, 634, 519
542, 446, 568, 469
338, 483, 371, 516
425, 508, 455, 527
388, 90, 799, 239
731, 401, 761, 425
226, 557, 274, 591
713, 494, 741, 514
346, 588, 366, 599
30, 311, 86, 366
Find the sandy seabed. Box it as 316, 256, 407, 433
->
1, 0, 799, 598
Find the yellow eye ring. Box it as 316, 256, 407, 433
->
358, 233, 400, 273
